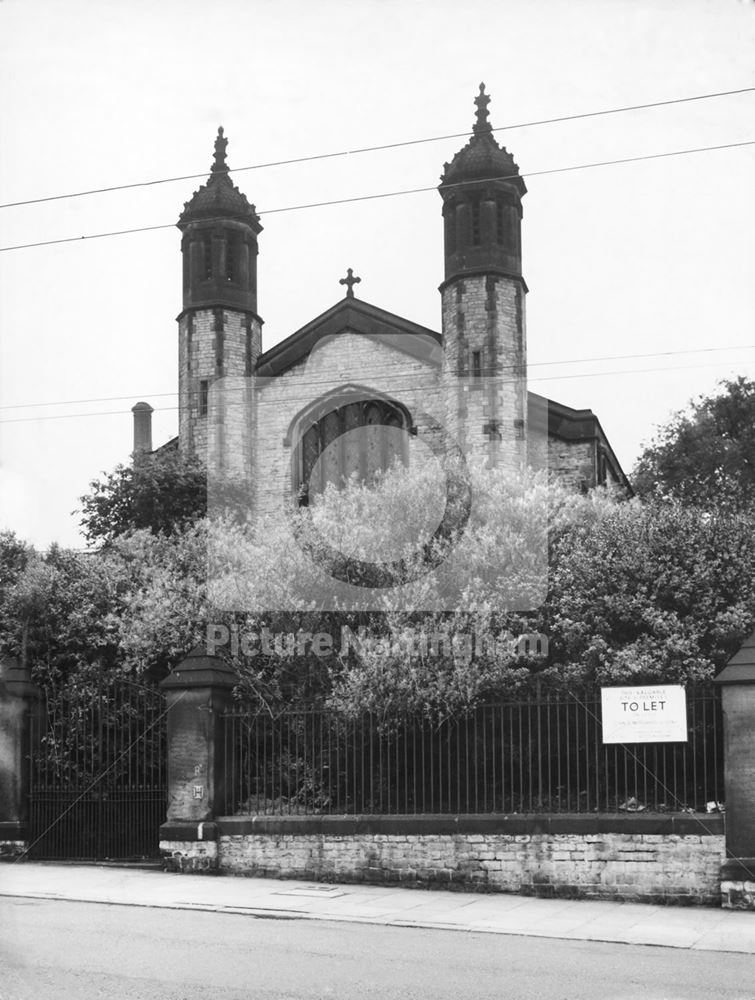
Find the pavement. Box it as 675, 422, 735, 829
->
1, 861, 753, 954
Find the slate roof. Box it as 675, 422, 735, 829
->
440, 83, 526, 196
717, 630, 755, 684
178, 127, 261, 229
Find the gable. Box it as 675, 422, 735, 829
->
255, 297, 442, 379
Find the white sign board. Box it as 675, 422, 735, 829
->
601, 685, 688, 744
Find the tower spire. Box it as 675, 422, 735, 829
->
177, 126, 262, 313
212, 126, 228, 173
473, 82, 491, 135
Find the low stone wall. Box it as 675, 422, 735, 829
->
0, 822, 27, 861
0, 839, 26, 861
161, 814, 726, 906
720, 859, 755, 910
161, 823, 219, 873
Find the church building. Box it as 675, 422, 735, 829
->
132, 85, 629, 505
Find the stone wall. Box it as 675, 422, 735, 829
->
0, 837, 26, 860
162, 838, 218, 874
250, 331, 444, 516
721, 865, 755, 910
179, 307, 262, 470
547, 438, 595, 491
440, 274, 527, 473
162, 815, 726, 906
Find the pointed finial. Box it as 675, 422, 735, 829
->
212, 126, 228, 173
473, 82, 491, 134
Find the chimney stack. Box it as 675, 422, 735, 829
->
131, 401, 154, 455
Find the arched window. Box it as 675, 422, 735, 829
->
293, 396, 410, 506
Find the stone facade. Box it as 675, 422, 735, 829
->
159, 88, 629, 499
250, 329, 444, 515
440, 275, 527, 475
178, 307, 262, 470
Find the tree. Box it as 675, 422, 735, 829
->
0, 527, 208, 688
202, 459, 755, 713
0, 544, 130, 681
78, 447, 207, 545
633, 376, 755, 506
8, 451, 755, 721
0, 530, 31, 601
535, 491, 755, 689
205, 460, 555, 718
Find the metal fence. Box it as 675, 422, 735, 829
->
28, 676, 167, 860
223, 689, 722, 816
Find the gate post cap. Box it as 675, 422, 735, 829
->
0, 655, 40, 699
716, 631, 755, 686
161, 644, 237, 690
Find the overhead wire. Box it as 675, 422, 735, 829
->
0, 358, 750, 425
1, 91, 752, 423
1, 139, 754, 254
1, 86, 753, 210
1, 343, 753, 413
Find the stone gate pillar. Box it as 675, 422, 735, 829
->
715, 630, 755, 909
159, 645, 237, 873
0, 656, 42, 860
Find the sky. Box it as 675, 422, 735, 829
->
0, 0, 753, 550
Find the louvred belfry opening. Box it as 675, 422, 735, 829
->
439, 84, 526, 285
178, 127, 263, 314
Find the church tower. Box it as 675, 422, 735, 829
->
439, 84, 528, 471
176, 128, 263, 469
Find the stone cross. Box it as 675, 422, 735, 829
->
339, 268, 361, 298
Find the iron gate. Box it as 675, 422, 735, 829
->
27, 675, 167, 860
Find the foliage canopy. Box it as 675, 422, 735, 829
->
78, 447, 207, 544
5, 459, 755, 718
633, 376, 755, 507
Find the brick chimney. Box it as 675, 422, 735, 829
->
132, 401, 154, 455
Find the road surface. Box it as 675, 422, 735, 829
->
1, 897, 753, 999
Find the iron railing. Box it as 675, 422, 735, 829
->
223, 689, 722, 816
27, 676, 167, 860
